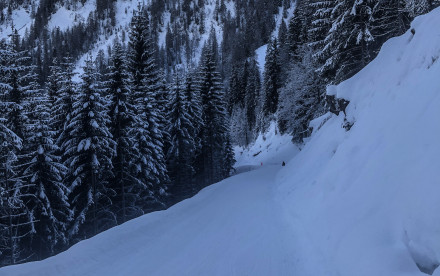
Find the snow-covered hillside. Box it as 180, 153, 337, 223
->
4, 5, 440, 276
277, 7, 440, 276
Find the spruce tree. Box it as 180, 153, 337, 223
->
53, 57, 76, 151
128, 4, 168, 211
0, 30, 36, 265
21, 89, 70, 260
316, 0, 376, 82
196, 48, 232, 186
167, 72, 196, 202
244, 60, 260, 135
106, 38, 144, 224
263, 39, 281, 116
62, 58, 116, 239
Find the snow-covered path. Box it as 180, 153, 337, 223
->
2, 165, 297, 276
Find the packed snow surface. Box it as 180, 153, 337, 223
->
4, 6, 440, 276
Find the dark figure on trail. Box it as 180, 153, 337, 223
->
282, 161, 286, 166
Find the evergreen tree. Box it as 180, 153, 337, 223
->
167, 72, 197, 202
128, 4, 168, 211
106, 38, 144, 224
0, 118, 26, 266
316, 0, 376, 82
196, 48, 232, 186
263, 39, 281, 116
62, 58, 116, 239
21, 89, 70, 260
182, 71, 203, 182
0, 30, 36, 265
244, 60, 260, 135
52, 58, 76, 154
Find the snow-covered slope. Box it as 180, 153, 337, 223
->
4, 6, 440, 276
277, 7, 440, 276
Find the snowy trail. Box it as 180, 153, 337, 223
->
2, 165, 297, 276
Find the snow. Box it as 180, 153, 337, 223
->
48, 0, 96, 32
5, 5, 440, 276
225, 0, 236, 18
0, 8, 33, 39
276, 7, 440, 276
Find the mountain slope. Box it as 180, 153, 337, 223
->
3, 5, 440, 276
277, 7, 440, 276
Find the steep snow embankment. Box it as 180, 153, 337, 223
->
277, 7, 440, 276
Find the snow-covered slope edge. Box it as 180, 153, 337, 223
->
276, 7, 440, 276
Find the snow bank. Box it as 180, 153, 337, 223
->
277, 7, 440, 276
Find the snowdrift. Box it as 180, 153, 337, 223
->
276, 7, 440, 276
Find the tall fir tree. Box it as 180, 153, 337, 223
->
106, 38, 144, 224
263, 39, 281, 116
316, 0, 376, 83
128, 4, 168, 211
52, 57, 76, 152
21, 89, 70, 260
166, 72, 197, 202
196, 47, 233, 186
0, 30, 36, 265
62, 58, 116, 239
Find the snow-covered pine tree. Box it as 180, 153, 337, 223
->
166, 72, 197, 202
52, 57, 76, 152
46, 58, 62, 107
62, 58, 116, 239
196, 46, 232, 186
0, 51, 24, 265
156, 71, 171, 160
21, 88, 70, 260
263, 39, 281, 117
287, 8, 304, 62
128, 4, 168, 211
0, 117, 25, 266
406, 0, 433, 16
308, 0, 336, 72
278, 48, 325, 144
227, 63, 245, 114
106, 38, 144, 224
182, 71, 203, 185
371, 0, 410, 49
317, 0, 376, 83
244, 60, 260, 136
0, 30, 37, 265
222, 135, 235, 178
